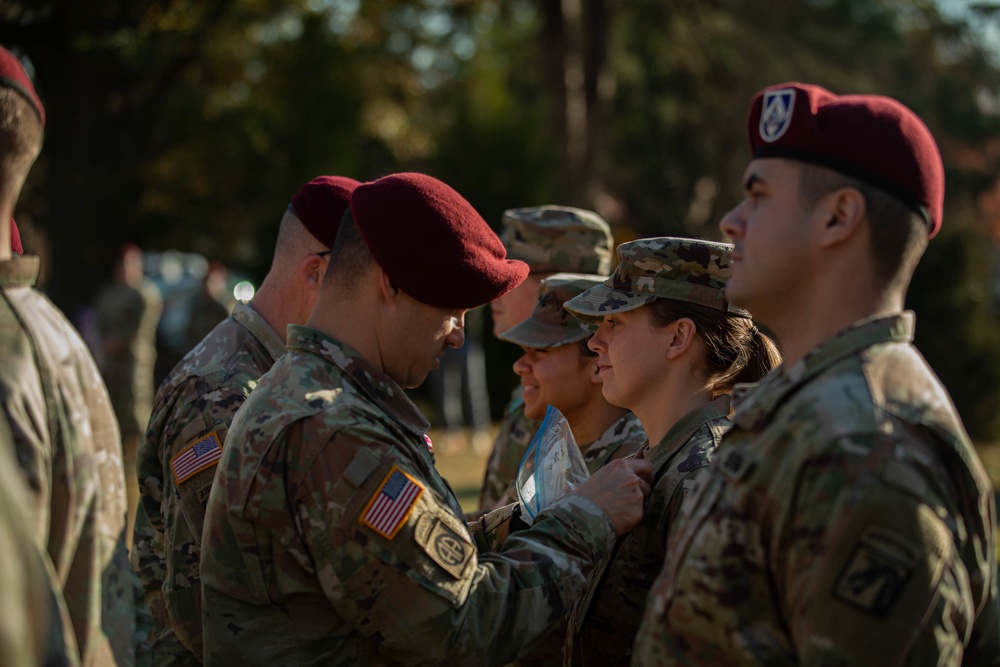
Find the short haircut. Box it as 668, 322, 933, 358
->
0, 88, 42, 189
326, 209, 375, 287
798, 163, 928, 292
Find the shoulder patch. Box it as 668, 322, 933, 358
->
170, 431, 223, 485
832, 525, 915, 616
359, 466, 424, 540
415, 514, 474, 579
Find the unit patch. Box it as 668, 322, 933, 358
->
170, 431, 223, 485
359, 466, 424, 540
759, 88, 796, 143
415, 514, 473, 579
832, 525, 915, 616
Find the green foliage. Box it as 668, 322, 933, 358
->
4, 0, 1000, 425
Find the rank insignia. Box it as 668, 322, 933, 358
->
360, 466, 424, 540
760, 88, 796, 143
170, 431, 223, 485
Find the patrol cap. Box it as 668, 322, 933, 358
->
10, 218, 21, 255
500, 206, 614, 275
564, 237, 748, 324
350, 172, 529, 310
289, 175, 360, 248
748, 82, 944, 237
0, 47, 44, 128
498, 273, 605, 349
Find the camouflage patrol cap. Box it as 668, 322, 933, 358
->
500, 206, 614, 275
498, 273, 605, 349
564, 237, 749, 323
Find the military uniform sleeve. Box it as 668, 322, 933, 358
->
777, 433, 996, 666
137, 375, 249, 662
299, 425, 616, 667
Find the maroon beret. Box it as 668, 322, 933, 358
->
289, 175, 360, 248
748, 82, 944, 237
10, 217, 21, 255
350, 172, 529, 309
0, 47, 44, 128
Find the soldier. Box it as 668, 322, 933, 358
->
0, 46, 146, 665
132, 175, 358, 665
94, 241, 163, 547
480, 206, 614, 512
200, 172, 653, 666
559, 237, 779, 665
634, 83, 1000, 664
498, 272, 648, 666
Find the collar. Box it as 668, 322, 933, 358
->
0, 256, 39, 288
642, 394, 731, 474
232, 302, 286, 363
733, 312, 915, 431
285, 324, 430, 437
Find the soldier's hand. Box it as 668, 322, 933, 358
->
573, 458, 653, 536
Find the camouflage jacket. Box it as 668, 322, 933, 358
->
0, 409, 79, 667
633, 313, 1000, 665
200, 325, 618, 666
478, 387, 542, 512
0, 256, 147, 666
133, 302, 285, 665
94, 278, 162, 438
567, 396, 730, 666
517, 410, 648, 667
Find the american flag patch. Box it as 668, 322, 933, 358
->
170, 431, 223, 485
359, 467, 424, 540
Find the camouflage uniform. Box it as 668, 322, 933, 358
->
0, 255, 147, 666
0, 409, 78, 667
200, 325, 619, 666
132, 302, 285, 665
94, 277, 162, 440
633, 313, 1000, 665
558, 238, 747, 666
567, 397, 729, 666
480, 208, 614, 513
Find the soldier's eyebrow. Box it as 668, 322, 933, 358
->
743, 174, 765, 192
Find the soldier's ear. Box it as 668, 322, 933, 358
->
816, 187, 866, 249
375, 265, 399, 303
300, 253, 327, 290
664, 317, 698, 361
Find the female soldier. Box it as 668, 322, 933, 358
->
499, 273, 647, 475
561, 237, 781, 666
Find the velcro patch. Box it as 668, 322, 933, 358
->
170, 431, 223, 485
415, 514, 474, 579
359, 467, 424, 540
833, 525, 916, 616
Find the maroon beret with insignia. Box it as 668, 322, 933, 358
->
748, 82, 944, 237
0, 47, 44, 128
289, 175, 360, 248
350, 172, 529, 309
10, 217, 22, 255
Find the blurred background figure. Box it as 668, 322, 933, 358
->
424, 307, 493, 453
94, 241, 163, 548
183, 259, 232, 350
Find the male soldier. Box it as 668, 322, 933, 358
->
634, 83, 1000, 664
479, 206, 613, 512
0, 46, 146, 665
94, 241, 163, 547
132, 175, 358, 665
200, 172, 652, 666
